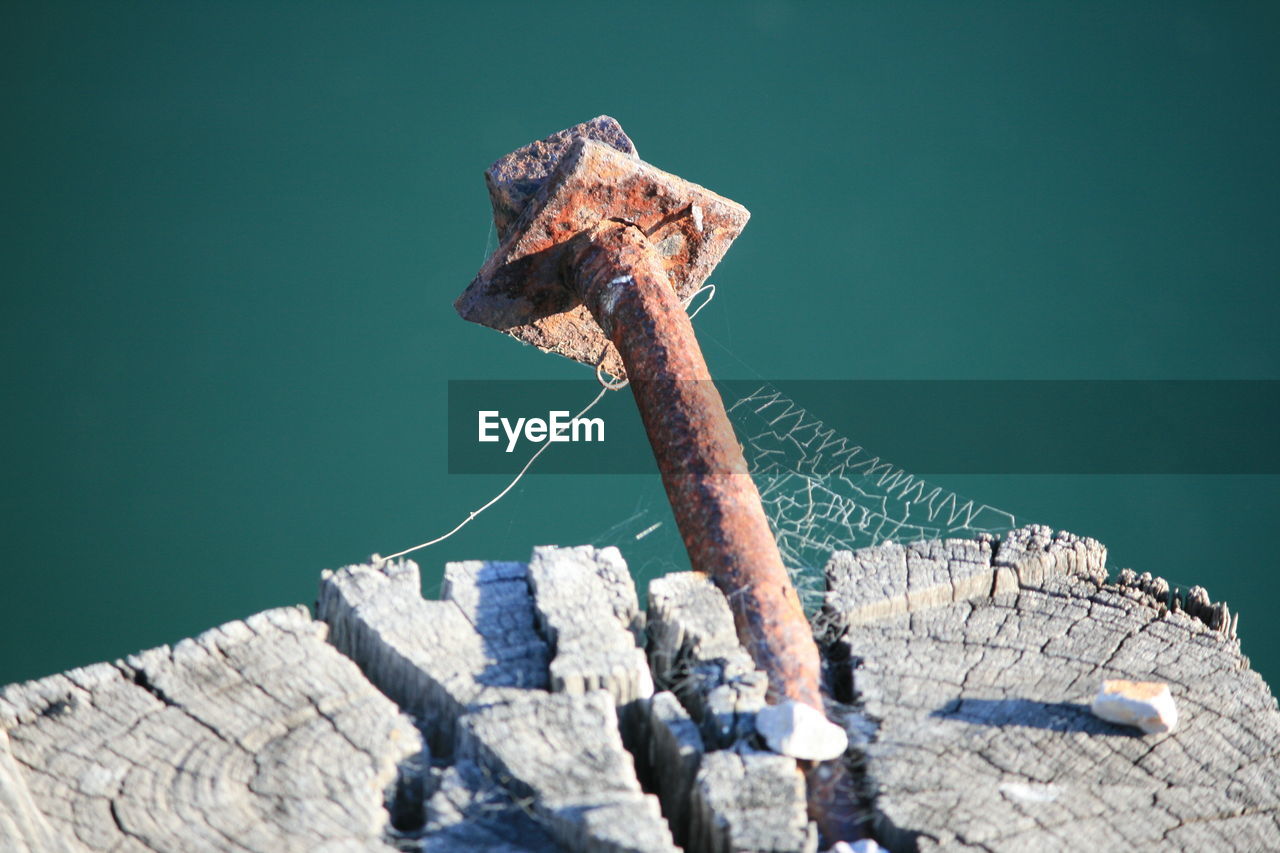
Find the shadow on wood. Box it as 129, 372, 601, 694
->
1, 526, 1278, 852
929, 698, 1143, 736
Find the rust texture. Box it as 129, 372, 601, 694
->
485, 115, 637, 242
459, 120, 856, 843
567, 221, 822, 712
457, 138, 749, 378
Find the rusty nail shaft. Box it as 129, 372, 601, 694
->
460, 121, 855, 843
568, 221, 822, 712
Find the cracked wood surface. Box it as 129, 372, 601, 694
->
824, 525, 1280, 852
4, 528, 1278, 852
647, 571, 768, 750
643, 573, 814, 851
632, 692, 704, 850
688, 750, 816, 853
0, 607, 419, 853
420, 759, 560, 852
457, 692, 674, 853
319, 546, 678, 853
526, 545, 652, 704
316, 556, 536, 758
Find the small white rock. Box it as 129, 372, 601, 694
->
998, 781, 1060, 803
827, 840, 886, 853
755, 699, 848, 761
1090, 679, 1178, 734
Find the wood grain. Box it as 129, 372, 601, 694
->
0, 607, 419, 852
824, 525, 1280, 851
3, 527, 1277, 851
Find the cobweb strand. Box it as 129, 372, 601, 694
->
380, 385, 611, 562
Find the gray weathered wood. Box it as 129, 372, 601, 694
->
824, 525, 1280, 852
687, 750, 816, 853
316, 558, 534, 756
644, 572, 816, 851
647, 571, 768, 748
441, 558, 551, 690
458, 691, 676, 853
0, 729, 74, 853
820, 528, 1106, 635
6, 526, 1278, 852
420, 760, 560, 852
0, 606, 419, 853
318, 549, 677, 853
633, 692, 704, 850
527, 545, 652, 704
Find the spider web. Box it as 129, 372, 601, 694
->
590, 381, 1018, 611
473, 216, 1016, 606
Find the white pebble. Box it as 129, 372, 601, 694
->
827, 840, 886, 853
1090, 679, 1178, 734
998, 781, 1060, 803
755, 699, 848, 761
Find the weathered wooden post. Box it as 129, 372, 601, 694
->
3, 526, 1279, 850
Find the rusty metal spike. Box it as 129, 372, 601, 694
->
454, 117, 851, 842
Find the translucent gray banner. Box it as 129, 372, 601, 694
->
448, 380, 1280, 474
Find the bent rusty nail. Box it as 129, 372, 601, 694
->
454, 119, 852, 837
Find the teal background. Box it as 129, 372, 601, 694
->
3, 3, 1277, 687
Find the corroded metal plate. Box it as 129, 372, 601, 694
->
457, 137, 749, 377
485, 115, 637, 242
